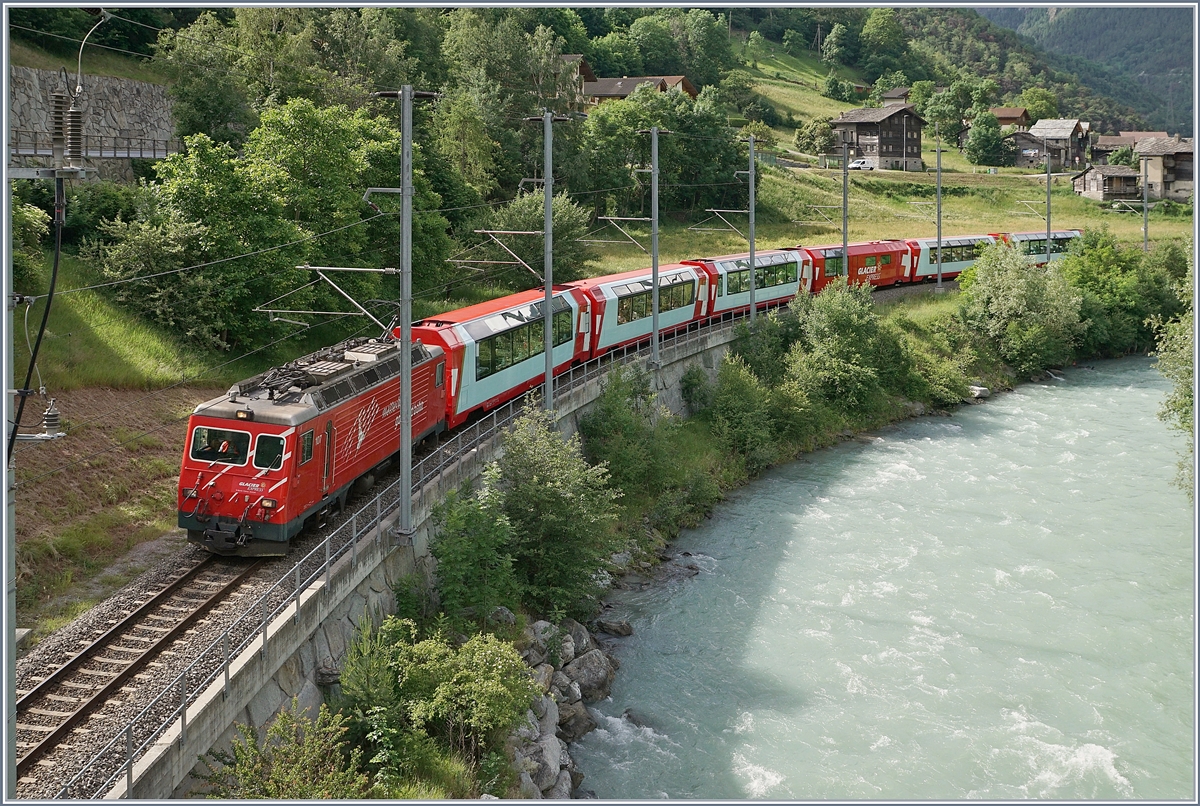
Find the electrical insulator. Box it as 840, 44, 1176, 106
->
52, 90, 69, 168
66, 105, 84, 165
51, 90, 69, 149
43, 399, 61, 435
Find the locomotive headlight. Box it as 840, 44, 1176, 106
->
236, 408, 254, 421
182, 488, 198, 499
261, 498, 277, 509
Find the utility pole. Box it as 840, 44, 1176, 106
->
842, 130, 851, 281
399, 85, 414, 535
650, 126, 661, 365
936, 121, 944, 292
7, 11, 106, 793
523, 111, 571, 409
1142, 153, 1150, 253
370, 86, 437, 537
1044, 137, 1052, 264
542, 110, 554, 409
748, 134, 756, 324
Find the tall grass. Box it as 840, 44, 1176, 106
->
9, 40, 169, 84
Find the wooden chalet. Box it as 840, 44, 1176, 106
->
989, 107, 1030, 130
1071, 164, 1140, 201
882, 86, 911, 105
1134, 136, 1194, 201
831, 105, 925, 171
583, 75, 698, 105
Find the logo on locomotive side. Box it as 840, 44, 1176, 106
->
237, 480, 267, 492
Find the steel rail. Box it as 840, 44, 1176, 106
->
15, 557, 266, 776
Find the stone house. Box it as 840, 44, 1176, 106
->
1070, 164, 1141, 201
1007, 119, 1087, 170
1026, 118, 1088, 170
1090, 130, 1168, 164
831, 104, 925, 170
1134, 135, 1194, 201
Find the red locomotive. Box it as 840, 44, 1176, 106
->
180, 336, 446, 555
180, 227, 1081, 555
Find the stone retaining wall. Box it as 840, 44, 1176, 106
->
9, 66, 174, 181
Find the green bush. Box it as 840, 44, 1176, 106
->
430, 486, 520, 629
11, 202, 49, 293
495, 406, 621, 618
680, 364, 713, 414
711, 354, 777, 476
196, 702, 370, 798
959, 242, 1082, 376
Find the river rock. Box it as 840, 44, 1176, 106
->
556, 699, 597, 742
489, 605, 517, 626
535, 694, 559, 736
545, 770, 573, 800
558, 633, 576, 666
969, 385, 991, 399
551, 672, 582, 704
516, 709, 540, 742
561, 618, 595, 655
594, 618, 633, 636
535, 734, 565, 790
563, 649, 616, 702
518, 772, 542, 799
532, 663, 555, 693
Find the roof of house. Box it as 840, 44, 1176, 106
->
1134, 136, 1194, 156
1119, 130, 1169, 140
990, 107, 1029, 119
584, 75, 697, 99
1072, 163, 1140, 179
833, 104, 925, 125
561, 54, 596, 83
882, 86, 910, 98
1028, 118, 1083, 139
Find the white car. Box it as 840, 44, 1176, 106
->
847, 159, 874, 170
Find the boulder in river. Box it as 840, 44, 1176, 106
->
563, 648, 616, 702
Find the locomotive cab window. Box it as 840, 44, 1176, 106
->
254, 435, 286, 470
300, 430, 314, 464
190, 427, 251, 466
435, 362, 445, 387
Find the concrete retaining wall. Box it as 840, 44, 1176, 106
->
113, 324, 741, 799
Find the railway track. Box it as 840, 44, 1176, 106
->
15, 556, 266, 783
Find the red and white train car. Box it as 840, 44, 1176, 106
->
566, 263, 707, 358
179, 337, 446, 555
409, 287, 591, 429
991, 229, 1083, 264
795, 240, 909, 293
683, 249, 810, 318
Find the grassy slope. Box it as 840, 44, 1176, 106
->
9, 39, 169, 84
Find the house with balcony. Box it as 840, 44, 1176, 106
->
830, 105, 925, 171
1134, 135, 1194, 201
1070, 164, 1141, 201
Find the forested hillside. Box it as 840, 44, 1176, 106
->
976, 6, 1193, 136
8, 6, 1168, 361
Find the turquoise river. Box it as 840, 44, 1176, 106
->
572, 356, 1194, 800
